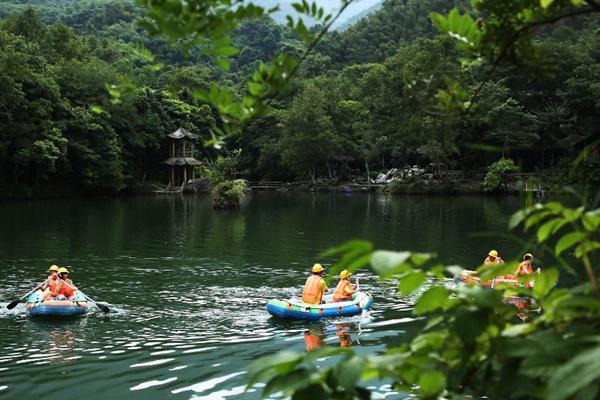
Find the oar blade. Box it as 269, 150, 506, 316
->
6, 300, 20, 310
96, 303, 110, 313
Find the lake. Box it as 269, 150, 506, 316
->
0, 192, 526, 399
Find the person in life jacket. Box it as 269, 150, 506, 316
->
483, 250, 504, 265
516, 253, 534, 275
516, 253, 539, 288
52, 267, 76, 300
40, 265, 60, 301
301, 263, 329, 305
333, 270, 357, 302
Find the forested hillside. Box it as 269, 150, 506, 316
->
0, 0, 598, 197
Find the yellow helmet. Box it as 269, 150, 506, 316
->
340, 270, 352, 279
312, 263, 324, 273
488, 250, 498, 258
523, 253, 534, 261
58, 267, 69, 274
48, 265, 59, 272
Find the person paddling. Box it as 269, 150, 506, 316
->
516, 253, 535, 275
52, 267, 76, 300
483, 250, 504, 265
301, 264, 329, 305
516, 253, 540, 288
40, 265, 60, 301
333, 270, 357, 302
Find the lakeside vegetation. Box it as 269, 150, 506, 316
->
0, 0, 598, 198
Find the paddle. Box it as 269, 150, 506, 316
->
60, 280, 110, 313
6, 279, 48, 310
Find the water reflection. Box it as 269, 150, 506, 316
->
304, 322, 361, 351
29, 319, 87, 365
505, 295, 541, 322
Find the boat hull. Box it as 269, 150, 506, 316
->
26, 291, 88, 318
454, 270, 534, 289
266, 291, 373, 321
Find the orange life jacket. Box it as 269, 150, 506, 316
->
302, 275, 324, 305
333, 279, 352, 302
52, 279, 75, 298
61, 280, 75, 298
516, 261, 534, 288
47, 275, 58, 292
516, 261, 532, 276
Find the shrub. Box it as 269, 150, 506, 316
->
483, 158, 519, 192
199, 149, 242, 186
211, 179, 247, 209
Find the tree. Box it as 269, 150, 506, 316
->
279, 81, 339, 181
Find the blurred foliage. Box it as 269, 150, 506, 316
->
250, 199, 600, 399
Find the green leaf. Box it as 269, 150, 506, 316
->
370, 250, 412, 279
429, 12, 448, 32
410, 252, 434, 266
419, 370, 446, 397
212, 46, 239, 56
320, 240, 373, 258
537, 218, 562, 242
541, 0, 555, 8
215, 57, 231, 71
415, 287, 451, 315
399, 271, 427, 296
247, 351, 303, 386
509, 208, 528, 229
547, 346, 600, 400
574, 241, 600, 258
89, 105, 104, 114
446, 265, 464, 276
533, 268, 559, 299
263, 368, 315, 396
583, 210, 600, 231
555, 231, 585, 256
334, 356, 364, 391
502, 323, 534, 337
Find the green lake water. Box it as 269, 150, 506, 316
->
0, 192, 527, 399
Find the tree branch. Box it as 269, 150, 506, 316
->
465, 5, 598, 113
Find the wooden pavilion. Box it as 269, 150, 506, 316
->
162, 127, 202, 189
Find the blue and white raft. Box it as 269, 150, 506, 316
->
266, 291, 373, 321
26, 290, 89, 318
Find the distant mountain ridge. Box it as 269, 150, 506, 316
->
335, 0, 383, 31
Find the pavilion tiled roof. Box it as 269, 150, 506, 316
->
167, 127, 199, 140
163, 157, 202, 166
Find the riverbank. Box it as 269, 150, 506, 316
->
0, 172, 567, 200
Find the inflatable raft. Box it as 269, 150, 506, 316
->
26, 290, 88, 318
266, 291, 373, 321
454, 270, 534, 289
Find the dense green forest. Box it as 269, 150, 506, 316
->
0, 0, 598, 197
